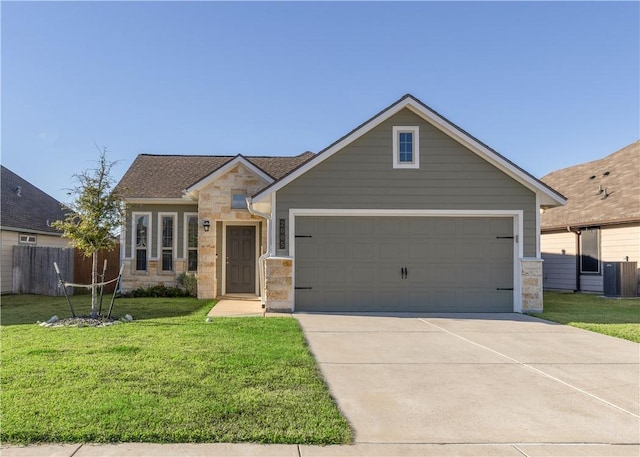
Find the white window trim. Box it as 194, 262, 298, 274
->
19, 234, 37, 245
158, 212, 177, 272
392, 126, 420, 169
184, 212, 199, 272
132, 211, 152, 271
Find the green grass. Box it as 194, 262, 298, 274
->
0, 295, 352, 445
539, 291, 640, 343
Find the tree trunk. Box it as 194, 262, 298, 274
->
91, 252, 98, 318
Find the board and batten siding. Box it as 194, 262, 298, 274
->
275, 108, 537, 257
123, 204, 198, 259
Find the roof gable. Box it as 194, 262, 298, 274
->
1, 166, 67, 234
541, 141, 640, 229
252, 94, 566, 207
184, 155, 274, 198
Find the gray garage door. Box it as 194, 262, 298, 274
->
295, 216, 514, 312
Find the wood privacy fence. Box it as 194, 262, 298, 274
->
12, 245, 120, 296
74, 247, 120, 293
12, 246, 74, 296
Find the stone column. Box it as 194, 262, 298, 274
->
264, 257, 294, 312
521, 258, 544, 313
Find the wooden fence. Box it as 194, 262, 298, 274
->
12, 246, 74, 296
12, 245, 120, 296
74, 247, 121, 293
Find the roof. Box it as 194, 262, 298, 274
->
252, 94, 566, 207
1, 166, 67, 234
540, 141, 640, 230
116, 152, 315, 199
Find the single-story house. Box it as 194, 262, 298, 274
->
116, 94, 566, 313
1, 165, 71, 294
540, 141, 639, 294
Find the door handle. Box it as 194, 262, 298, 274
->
405, 267, 408, 279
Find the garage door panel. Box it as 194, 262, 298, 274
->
295, 216, 514, 312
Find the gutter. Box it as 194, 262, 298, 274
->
566, 226, 582, 292
246, 197, 270, 309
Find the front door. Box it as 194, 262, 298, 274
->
226, 225, 256, 294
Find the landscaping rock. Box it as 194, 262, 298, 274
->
46, 315, 59, 324
123, 314, 133, 321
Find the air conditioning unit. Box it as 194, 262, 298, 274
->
603, 261, 638, 297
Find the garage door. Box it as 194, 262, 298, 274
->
295, 216, 514, 312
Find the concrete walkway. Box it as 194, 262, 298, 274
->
206, 297, 266, 317
4, 313, 639, 456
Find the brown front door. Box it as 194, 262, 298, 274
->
226, 225, 256, 294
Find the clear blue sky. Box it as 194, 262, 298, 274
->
2, 1, 638, 204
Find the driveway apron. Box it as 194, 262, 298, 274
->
295, 313, 640, 444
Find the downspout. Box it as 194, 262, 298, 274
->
567, 226, 581, 292
246, 197, 270, 309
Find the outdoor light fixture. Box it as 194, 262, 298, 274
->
202, 219, 211, 232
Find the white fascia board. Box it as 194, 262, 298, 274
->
254, 95, 566, 208
0, 226, 64, 236
125, 198, 195, 205
185, 156, 274, 195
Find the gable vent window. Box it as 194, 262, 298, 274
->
231, 194, 248, 210
392, 126, 419, 169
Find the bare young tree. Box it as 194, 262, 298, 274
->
53, 149, 123, 318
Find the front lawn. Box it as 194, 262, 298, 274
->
540, 291, 640, 343
0, 295, 352, 444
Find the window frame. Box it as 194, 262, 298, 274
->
580, 227, 601, 275
19, 234, 37, 245
392, 126, 420, 169
184, 212, 199, 272
231, 193, 248, 210
158, 212, 177, 272
132, 212, 151, 272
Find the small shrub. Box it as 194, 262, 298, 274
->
125, 285, 190, 298
177, 272, 198, 297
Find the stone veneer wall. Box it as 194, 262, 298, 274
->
264, 257, 294, 312
197, 163, 269, 299
121, 258, 187, 291
521, 258, 543, 313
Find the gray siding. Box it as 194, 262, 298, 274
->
123, 204, 198, 258
541, 231, 577, 291
276, 108, 537, 257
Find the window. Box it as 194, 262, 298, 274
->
185, 214, 198, 272
580, 227, 600, 274
160, 214, 175, 271
231, 193, 247, 210
133, 213, 150, 271
392, 126, 420, 169
19, 234, 37, 244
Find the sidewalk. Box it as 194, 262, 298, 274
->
3, 442, 640, 456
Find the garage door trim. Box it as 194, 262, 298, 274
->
289, 208, 524, 312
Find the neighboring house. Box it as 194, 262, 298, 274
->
116, 94, 565, 313
540, 141, 640, 293
1, 166, 70, 293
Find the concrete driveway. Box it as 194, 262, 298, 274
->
295, 313, 640, 446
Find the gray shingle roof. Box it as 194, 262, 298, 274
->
116, 152, 315, 199
1, 166, 67, 234
540, 141, 640, 230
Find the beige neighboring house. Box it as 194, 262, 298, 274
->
1, 166, 70, 294
116, 94, 566, 313
540, 141, 640, 293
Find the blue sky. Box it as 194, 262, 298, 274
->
2, 1, 638, 204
